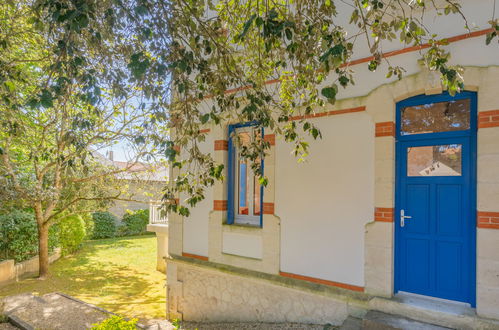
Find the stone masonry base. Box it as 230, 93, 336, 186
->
166, 258, 370, 325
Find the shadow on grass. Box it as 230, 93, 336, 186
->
0, 235, 166, 320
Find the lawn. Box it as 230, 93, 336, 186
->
0, 235, 166, 322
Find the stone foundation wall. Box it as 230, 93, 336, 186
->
167, 259, 366, 325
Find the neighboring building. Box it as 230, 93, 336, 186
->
96, 151, 168, 218
107, 158, 168, 218
150, 2, 499, 328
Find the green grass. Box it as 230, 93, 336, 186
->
0, 235, 165, 321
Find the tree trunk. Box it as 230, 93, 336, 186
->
37, 222, 49, 279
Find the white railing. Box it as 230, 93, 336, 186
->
149, 200, 168, 225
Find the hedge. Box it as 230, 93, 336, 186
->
0, 210, 58, 262
91, 211, 117, 239
122, 209, 149, 236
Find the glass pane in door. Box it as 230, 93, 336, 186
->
407, 144, 462, 176
401, 99, 470, 135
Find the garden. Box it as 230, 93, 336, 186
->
0, 209, 165, 322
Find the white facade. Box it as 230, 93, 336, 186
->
155, 1, 499, 327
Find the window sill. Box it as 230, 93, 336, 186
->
222, 222, 262, 234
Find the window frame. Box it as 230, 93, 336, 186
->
395, 91, 477, 142
227, 122, 264, 227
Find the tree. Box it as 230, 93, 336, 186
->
1, 1, 498, 278
0, 0, 167, 278
162, 0, 498, 215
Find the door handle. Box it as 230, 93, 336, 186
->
400, 209, 412, 227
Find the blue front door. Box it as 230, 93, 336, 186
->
395, 92, 476, 306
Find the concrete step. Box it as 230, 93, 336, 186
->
2, 293, 111, 330
363, 311, 450, 330
369, 294, 499, 330
339, 316, 362, 330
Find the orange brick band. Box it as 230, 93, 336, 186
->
280, 271, 364, 292
182, 252, 209, 261
213, 200, 228, 211
199, 128, 211, 134
375, 122, 395, 137
477, 211, 499, 229
263, 202, 275, 215
264, 134, 276, 146
375, 207, 394, 222
203, 29, 492, 99
478, 110, 499, 129
214, 140, 228, 151
289, 106, 366, 121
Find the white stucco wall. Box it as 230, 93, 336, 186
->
182, 133, 214, 257
222, 232, 263, 259
276, 112, 375, 287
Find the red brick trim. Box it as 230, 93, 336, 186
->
204, 29, 492, 98
375, 122, 395, 137
182, 252, 209, 261
199, 128, 211, 134
289, 106, 366, 121
375, 207, 394, 222
214, 200, 228, 211
264, 134, 276, 146
478, 110, 499, 129
328, 106, 366, 116
214, 140, 228, 151
477, 211, 499, 229
280, 271, 364, 292
263, 202, 275, 215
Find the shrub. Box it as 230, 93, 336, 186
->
91, 315, 137, 330
122, 209, 149, 236
81, 213, 95, 239
58, 215, 86, 255
115, 224, 128, 237
0, 210, 58, 262
91, 212, 117, 239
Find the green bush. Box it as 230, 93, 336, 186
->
81, 213, 95, 239
58, 215, 86, 255
122, 209, 149, 236
91, 315, 137, 330
0, 210, 58, 262
92, 212, 117, 239
115, 223, 128, 237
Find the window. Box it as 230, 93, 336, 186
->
407, 144, 462, 177
228, 123, 263, 226
401, 99, 470, 135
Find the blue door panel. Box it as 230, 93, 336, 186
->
436, 185, 462, 237
436, 241, 462, 295
406, 185, 430, 234
405, 238, 431, 291
395, 92, 476, 306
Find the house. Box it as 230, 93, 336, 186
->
147, 2, 499, 328
96, 151, 168, 218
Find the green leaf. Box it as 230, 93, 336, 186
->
368, 60, 378, 72
200, 113, 210, 124
237, 14, 256, 41
321, 86, 337, 99
135, 5, 148, 16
